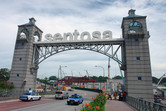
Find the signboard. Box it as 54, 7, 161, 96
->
45, 29, 112, 42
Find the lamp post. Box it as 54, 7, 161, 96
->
57, 65, 67, 90
95, 65, 105, 90
95, 65, 105, 77
58, 65, 67, 80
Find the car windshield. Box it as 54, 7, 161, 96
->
56, 92, 62, 94
70, 95, 79, 98
24, 92, 31, 95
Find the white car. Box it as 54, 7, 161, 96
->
55, 91, 69, 99
19, 90, 41, 101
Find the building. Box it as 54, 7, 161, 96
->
58, 76, 95, 86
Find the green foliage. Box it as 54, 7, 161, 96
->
152, 76, 166, 84
49, 76, 58, 80
162, 83, 166, 87
0, 81, 14, 89
70, 85, 77, 88
81, 93, 106, 111
0, 68, 10, 80
160, 77, 166, 84
152, 76, 159, 84
90, 76, 108, 82
112, 75, 122, 79
0, 68, 14, 89
37, 77, 54, 86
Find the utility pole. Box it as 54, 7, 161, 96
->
71, 70, 73, 77
108, 57, 110, 83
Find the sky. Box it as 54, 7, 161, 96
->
0, 0, 166, 79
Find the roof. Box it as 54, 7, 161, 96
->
20, 17, 36, 26
18, 17, 43, 33
123, 9, 146, 19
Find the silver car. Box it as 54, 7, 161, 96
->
55, 91, 69, 99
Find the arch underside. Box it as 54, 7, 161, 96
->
33, 40, 125, 66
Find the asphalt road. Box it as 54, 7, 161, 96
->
10, 89, 98, 111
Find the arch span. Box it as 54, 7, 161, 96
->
32, 39, 125, 66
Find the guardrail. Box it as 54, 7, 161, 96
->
126, 96, 166, 111
74, 87, 103, 93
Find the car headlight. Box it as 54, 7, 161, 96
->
74, 100, 78, 102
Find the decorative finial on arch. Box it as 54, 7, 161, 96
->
29, 17, 36, 25
128, 9, 136, 16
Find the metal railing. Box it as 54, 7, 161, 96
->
0, 89, 24, 101
126, 96, 166, 111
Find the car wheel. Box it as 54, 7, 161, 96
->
30, 98, 33, 101
67, 102, 70, 105
38, 97, 41, 100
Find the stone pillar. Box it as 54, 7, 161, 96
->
10, 18, 42, 92
121, 9, 153, 101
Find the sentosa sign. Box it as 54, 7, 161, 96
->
45, 30, 112, 42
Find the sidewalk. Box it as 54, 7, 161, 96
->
106, 100, 137, 111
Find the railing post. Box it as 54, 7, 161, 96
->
153, 103, 156, 111
125, 96, 166, 111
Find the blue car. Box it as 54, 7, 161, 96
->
67, 94, 83, 105
19, 90, 41, 101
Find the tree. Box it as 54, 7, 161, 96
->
160, 77, 166, 84
0, 68, 10, 80
49, 76, 58, 81
112, 75, 122, 79
0, 68, 14, 89
152, 76, 159, 84
90, 76, 108, 82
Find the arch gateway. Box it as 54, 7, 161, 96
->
10, 9, 153, 100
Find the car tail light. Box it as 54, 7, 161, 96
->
62, 92, 63, 94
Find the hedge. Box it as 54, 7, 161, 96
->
81, 93, 106, 111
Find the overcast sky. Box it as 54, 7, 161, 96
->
0, 0, 166, 79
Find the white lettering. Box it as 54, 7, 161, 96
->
103, 30, 112, 39
73, 30, 79, 41
44, 30, 112, 42
92, 31, 101, 40
45, 34, 53, 41
64, 33, 73, 41
53, 33, 63, 41
80, 32, 91, 40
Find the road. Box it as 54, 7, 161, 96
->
0, 89, 98, 111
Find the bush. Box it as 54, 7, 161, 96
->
0, 81, 14, 89
81, 93, 106, 111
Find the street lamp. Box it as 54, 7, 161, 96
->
95, 65, 105, 77
57, 65, 67, 90
157, 73, 166, 87
58, 65, 67, 80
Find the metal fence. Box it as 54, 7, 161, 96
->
0, 89, 27, 97
0, 89, 28, 101
126, 96, 166, 111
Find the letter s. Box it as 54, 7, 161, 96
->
103, 31, 112, 39
45, 34, 53, 41
92, 31, 101, 40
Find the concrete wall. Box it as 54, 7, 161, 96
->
10, 19, 42, 91
122, 14, 153, 101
